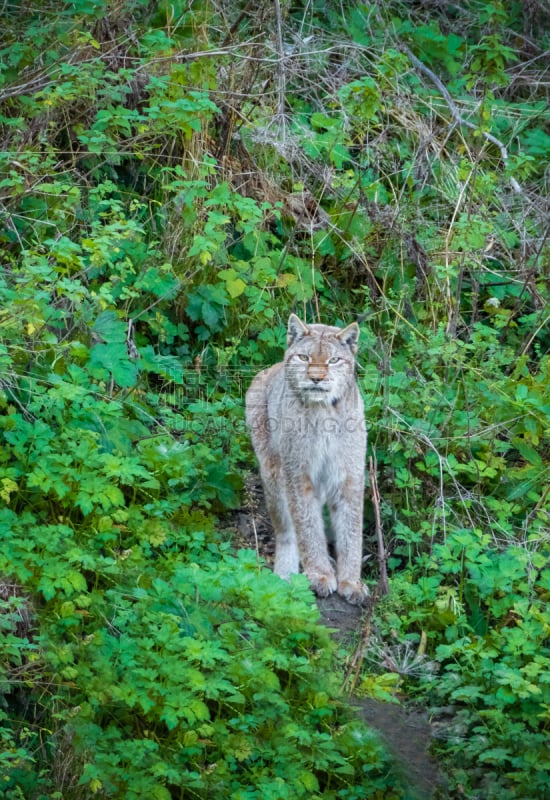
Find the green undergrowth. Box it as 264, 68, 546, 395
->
1, 543, 403, 799
1, 0, 549, 798
360, 325, 549, 799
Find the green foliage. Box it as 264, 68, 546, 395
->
0, 0, 549, 797
362, 325, 549, 797
0, 545, 402, 798
62, 554, 400, 799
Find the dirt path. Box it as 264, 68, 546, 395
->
356, 697, 442, 799
235, 476, 446, 799
316, 594, 445, 799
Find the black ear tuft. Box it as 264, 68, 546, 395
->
336, 322, 360, 353
287, 314, 309, 345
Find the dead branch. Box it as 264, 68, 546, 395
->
403, 45, 523, 195
342, 605, 374, 695
369, 454, 389, 597
273, 0, 287, 134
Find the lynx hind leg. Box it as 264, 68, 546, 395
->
246, 374, 299, 578
261, 471, 300, 579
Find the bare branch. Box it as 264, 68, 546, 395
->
403, 45, 523, 194
369, 455, 389, 597
273, 0, 287, 138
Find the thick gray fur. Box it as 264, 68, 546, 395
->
245, 314, 369, 605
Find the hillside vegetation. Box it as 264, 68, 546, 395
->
0, 1, 548, 798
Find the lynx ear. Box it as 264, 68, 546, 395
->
337, 322, 360, 353
287, 313, 309, 345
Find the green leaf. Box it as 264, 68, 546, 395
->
151, 787, 172, 800
226, 277, 246, 298
92, 311, 127, 343
134, 267, 179, 298
514, 439, 543, 466
478, 747, 512, 764
310, 113, 340, 130
88, 342, 139, 387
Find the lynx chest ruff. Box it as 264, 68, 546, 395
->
246, 314, 369, 606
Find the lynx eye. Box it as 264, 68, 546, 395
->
328, 356, 341, 364
297, 354, 310, 362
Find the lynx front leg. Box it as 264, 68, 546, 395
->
330, 482, 369, 606
288, 479, 337, 598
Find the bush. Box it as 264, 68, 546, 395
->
0, 0, 548, 797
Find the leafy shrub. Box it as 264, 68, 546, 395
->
361, 326, 549, 797
1, 0, 549, 797
58, 553, 401, 799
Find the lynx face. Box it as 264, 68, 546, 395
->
284, 314, 359, 407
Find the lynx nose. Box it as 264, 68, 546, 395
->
308, 370, 327, 383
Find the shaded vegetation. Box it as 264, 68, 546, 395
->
0, 1, 548, 798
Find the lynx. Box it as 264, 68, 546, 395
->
245, 314, 369, 606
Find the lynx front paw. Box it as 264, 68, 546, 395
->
307, 570, 338, 598
337, 579, 370, 606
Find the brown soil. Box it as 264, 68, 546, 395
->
235, 473, 446, 799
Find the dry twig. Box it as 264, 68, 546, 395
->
403, 45, 523, 195
342, 605, 374, 695
369, 455, 389, 597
